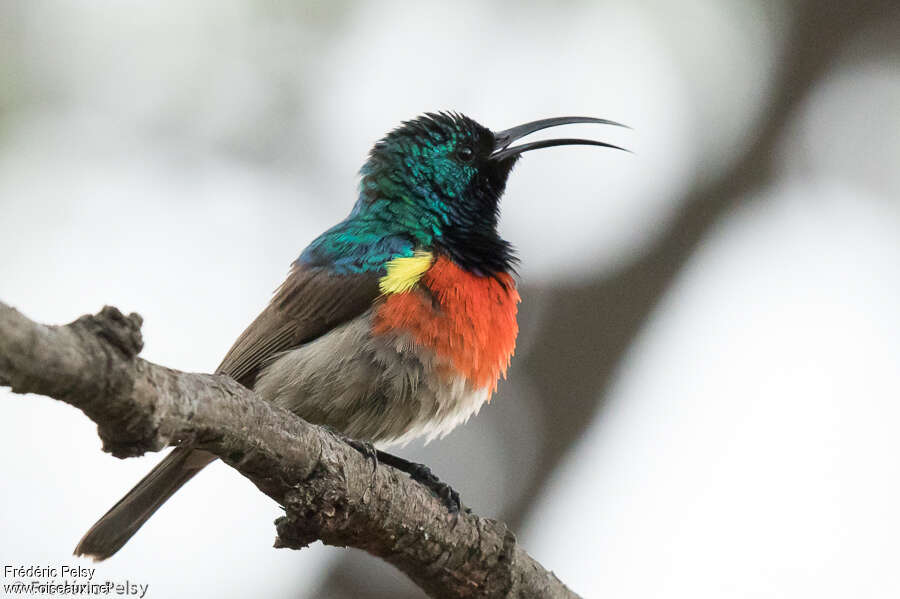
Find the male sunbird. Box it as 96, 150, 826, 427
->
75, 112, 626, 560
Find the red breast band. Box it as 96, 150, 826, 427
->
373, 256, 519, 393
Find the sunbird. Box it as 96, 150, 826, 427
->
75, 112, 626, 560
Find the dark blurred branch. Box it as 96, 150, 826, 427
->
509, 0, 900, 523
0, 301, 577, 599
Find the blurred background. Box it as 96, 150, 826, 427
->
2, 1, 899, 597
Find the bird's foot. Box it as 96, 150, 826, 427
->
330, 430, 464, 514
342, 437, 381, 502
375, 451, 464, 514
345, 438, 379, 474
407, 462, 462, 515
321, 428, 380, 496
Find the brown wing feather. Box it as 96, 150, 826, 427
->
216, 264, 380, 387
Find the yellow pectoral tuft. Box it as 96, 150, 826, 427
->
379, 251, 434, 295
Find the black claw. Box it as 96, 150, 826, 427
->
375, 451, 464, 514
328, 431, 381, 498
337, 437, 465, 513
410, 464, 460, 513
346, 438, 379, 473
344, 437, 380, 498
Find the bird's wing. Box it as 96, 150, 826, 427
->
216, 263, 380, 387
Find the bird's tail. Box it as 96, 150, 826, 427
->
74, 447, 216, 561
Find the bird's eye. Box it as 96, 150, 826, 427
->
456, 145, 475, 162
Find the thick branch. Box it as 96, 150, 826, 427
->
0, 301, 576, 599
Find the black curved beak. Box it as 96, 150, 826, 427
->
491, 116, 630, 161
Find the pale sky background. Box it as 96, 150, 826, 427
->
1, 1, 899, 598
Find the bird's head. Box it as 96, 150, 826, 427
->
344, 112, 626, 275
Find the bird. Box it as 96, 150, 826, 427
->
74, 111, 626, 561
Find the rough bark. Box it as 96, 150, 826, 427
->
0, 300, 577, 599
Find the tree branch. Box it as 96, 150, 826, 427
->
0, 300, 577, 599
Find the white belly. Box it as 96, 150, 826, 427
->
253, 310, 491, 446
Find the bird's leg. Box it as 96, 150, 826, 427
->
373, 450, 464, 514
335, 429, 463, 513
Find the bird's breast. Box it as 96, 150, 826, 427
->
373, 255, 520, 393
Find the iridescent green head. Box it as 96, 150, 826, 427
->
358, 113, 517, 274
303, 112, 626, 275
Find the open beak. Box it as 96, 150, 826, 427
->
491, 116, 629, 161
